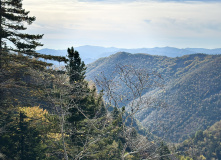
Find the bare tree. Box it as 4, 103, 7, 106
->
94, 64, 177, 159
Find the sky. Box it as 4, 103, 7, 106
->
22, 0, 221, 49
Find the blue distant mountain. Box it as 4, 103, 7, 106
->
37, 45, 221, 65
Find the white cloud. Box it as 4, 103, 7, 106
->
23, 0, 221, 49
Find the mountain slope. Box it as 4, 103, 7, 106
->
86, 52, 221, 142
138, 55, 221, 142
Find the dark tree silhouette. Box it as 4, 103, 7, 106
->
66, 47, 86, 84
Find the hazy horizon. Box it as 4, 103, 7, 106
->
37, 45, 221, 51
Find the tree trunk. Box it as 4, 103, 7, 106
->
19, 112, 25, 160
61, 113, 69, 160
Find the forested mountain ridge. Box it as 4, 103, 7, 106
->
86, 52, 221, 142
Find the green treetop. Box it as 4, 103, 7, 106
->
66, 47, 86, 84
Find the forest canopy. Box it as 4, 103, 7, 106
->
1, 1, 221, 160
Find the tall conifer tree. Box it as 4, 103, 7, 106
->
66, 47, 103, 148
0, 0, 67, 61
66, 47, 88, 124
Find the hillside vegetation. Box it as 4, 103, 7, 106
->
3, 0, 221, 159
177, 120, 221, 159
86, 52, 221, 142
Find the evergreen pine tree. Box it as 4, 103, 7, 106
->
66, 47, 88, 126
0, 0, 67, 61
0, 0, 42, 53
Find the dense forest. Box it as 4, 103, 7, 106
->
86, 52, 221, 143
1, 0, 221, 160
177, 120, 221, 160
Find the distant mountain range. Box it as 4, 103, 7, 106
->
86, 52, 221, 143
37, 45, 221, 64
